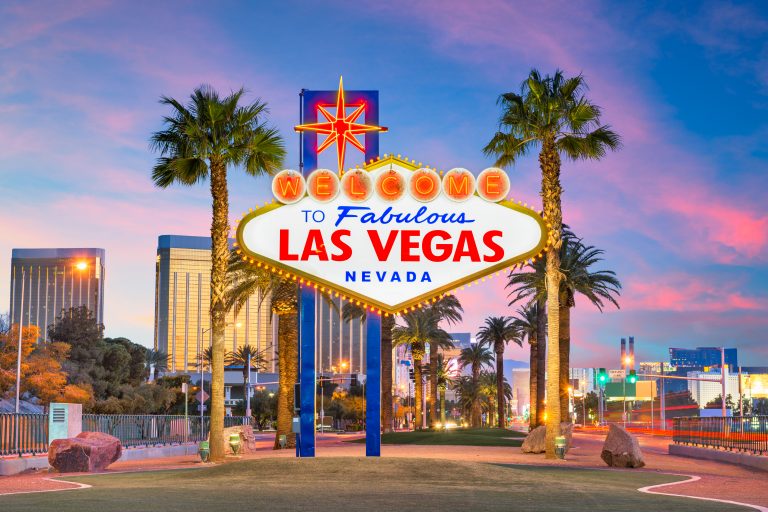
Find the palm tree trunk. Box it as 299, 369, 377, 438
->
541, 134, 562, 459
208, 157, 228, 462
440, 386, 446, 425
274, 310, 297, 449
381, 315, 394, 433
528, 338, 537, 430
496, 346, 505, 428
536, 297, 547, 428
471, 364, 481, 427
559, 305, 571, 422
429, 351, 438, 427
413, 357, 423, 430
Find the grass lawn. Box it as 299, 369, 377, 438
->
1, 458, 749, 512
350, 427, 527, 446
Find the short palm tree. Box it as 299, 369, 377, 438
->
477, 316, 521, 428
145, 348, 168, 382
151, 86, 285, 461
392, 309, 451, 430
230, 344, 269, 409
512, 303, 545, 429
342, 303, 396, 433
485, 69, 620, 457
458, 343, 493, 427
435, 353, 453, 426
480, 371, 513, 426
509, 229, 621, 419
453, 376, 482, 425
426, 295, 462, 426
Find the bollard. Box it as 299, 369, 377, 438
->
198, 441, 210, 462
229, 433, 242, 455
555, 436, 567, 459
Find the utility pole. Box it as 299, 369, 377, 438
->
660, 362, 665, 430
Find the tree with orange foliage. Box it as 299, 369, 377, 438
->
0, 324, 91, 406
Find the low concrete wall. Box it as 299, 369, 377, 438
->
669, 443, 768, 472
0, 455, 49, 476
0, 443, 201, 476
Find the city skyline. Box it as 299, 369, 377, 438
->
1, 1, 766, 367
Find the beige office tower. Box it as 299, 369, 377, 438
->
154, 235, 274, 373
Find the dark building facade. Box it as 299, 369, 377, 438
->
9, 248, 105, 342
669, 347, 738, 371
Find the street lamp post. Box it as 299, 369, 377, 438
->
14, 267, 26, 454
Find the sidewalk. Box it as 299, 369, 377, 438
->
2, 431, 766, 508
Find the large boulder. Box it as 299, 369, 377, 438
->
208, 425, 257, 455
601, 424, 645, 468
48, 431, 122, 473
521, 423, 573, 454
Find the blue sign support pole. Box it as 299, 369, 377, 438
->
365, 312, 382, 457
298, 284, 316, 457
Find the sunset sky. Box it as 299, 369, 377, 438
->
1, 1, 766, 368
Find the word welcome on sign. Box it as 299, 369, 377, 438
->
236, 155, 549, 314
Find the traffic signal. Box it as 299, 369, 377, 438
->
409, 368, 415, 381
626, 370, 637, 384
597, 368, 608, 385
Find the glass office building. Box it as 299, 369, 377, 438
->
9, 248, 105, 342
154, 235, 275, 373
669, 347, 738, 372
315, 295, 366, 375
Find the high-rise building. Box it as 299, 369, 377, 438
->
9, 248, 105, 342
155, 235, 369, 375
154, 235, 274, 373
669, 347, 738, 371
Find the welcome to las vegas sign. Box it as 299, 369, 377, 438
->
235, 155, 549, 315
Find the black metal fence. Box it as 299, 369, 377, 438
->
673, 416, 768, 455
1, 413, 250, 456
0, 413, 49, 457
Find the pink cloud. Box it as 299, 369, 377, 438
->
621, 272, 767, 313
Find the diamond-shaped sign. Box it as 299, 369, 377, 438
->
236, 158, 547, 314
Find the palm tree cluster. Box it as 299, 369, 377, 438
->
392, 296, 463, 429
507, 228, 621, 431
485, 69, 621, 457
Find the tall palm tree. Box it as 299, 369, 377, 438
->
230, 344, 269, 409
342, 303, 395, 433
512, 304, 545, 429
226, 254, 298, 449
509, 230, 621, 420
427, 295, 462, 426
485, 69, 620, 457
392, 309, 450, 430
145, 348, 168, 382
458, 343, 494, 427
151, 86, 285, 461
477, 316, 520, 428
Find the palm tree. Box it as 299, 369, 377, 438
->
342, 303, 396, 433
509, 230, 621, 420
151, 86, 285, 461
392, 309, 451, 430
145, 348, 168, 382
230, 344, 269, 410
226, 254, 298, 449
476, 316, 521, 428
453, 376, 482, 425
458, 343, 493, 427
480, 371, 513, 427
435, 353, 453, 426
512, 303, 545, 429
427, 295, 463, 427
485, 69, 620, 457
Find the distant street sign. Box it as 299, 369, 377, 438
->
196, 390, 209, 403
609, 369, 626, 381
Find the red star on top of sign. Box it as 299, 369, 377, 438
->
295, 76, 387, 172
